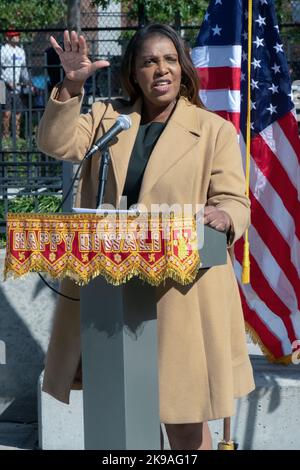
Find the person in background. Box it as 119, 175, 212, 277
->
0, 30, 29, 139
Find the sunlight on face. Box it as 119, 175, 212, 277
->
134, 35, 182, 110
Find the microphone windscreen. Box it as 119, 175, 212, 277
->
117, 114, 132, 130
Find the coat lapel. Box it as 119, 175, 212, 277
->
100, 97, 201, 207
138, 98, 201, 202
101, 100, 141, 206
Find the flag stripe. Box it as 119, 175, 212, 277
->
238, 285, 286, 358
251, 134, 300, 239
235, 239, 290, 317
235, 256, 295, 355
239, 135, 300, 278
197, 67, 241, 90
191, 45, 242, 68
235, 240, 298, 343
215, 110, 241, 132
278, 113, 300, 164
249, 157, 300, 278
249, 191, 300, 306
260, 118, 300, 194
199, 89, 240, 112
248, 224, 300, 313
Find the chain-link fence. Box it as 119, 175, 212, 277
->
0, 27, 137, 236
0, 0, 300, 235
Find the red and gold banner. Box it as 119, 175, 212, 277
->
4, 213, 200, 286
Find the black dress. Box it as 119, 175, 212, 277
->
123, 121, 166, 208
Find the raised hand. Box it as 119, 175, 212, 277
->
50, 30, 110, 84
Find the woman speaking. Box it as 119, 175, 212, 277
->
37, 24, 254, 450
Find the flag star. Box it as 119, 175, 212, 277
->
241, 72, 246, 81
241, 94, 243, 102
260, 0, 268, 4
251, 79, 259, 90
288, 91, 293, 101
252, 58, 261, 69
250, 100, 256, 110
250, 122, 255, 130
244, 10, 248, 19
215, 0, 222, 4
273, 42, 284, 53
204, 12, 210, 21
253, 36, 264, 48
242, 31, 248, 40
266, 103, 277, 114
212, 24, 222, 35
268, 83, 279, 94
271, 63, 281, 74
274, 25, 279, 31
255, 15, 266, 27
242, 50, 248, 61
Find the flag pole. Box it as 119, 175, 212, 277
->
242, 0, 253, 284
220, 2, 252, 448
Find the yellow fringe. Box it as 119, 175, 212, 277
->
246, 322, 292, 365
3, 255, 201, 288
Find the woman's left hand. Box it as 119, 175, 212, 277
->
203, 206, 232, 232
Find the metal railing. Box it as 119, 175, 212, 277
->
0, 33, 128, 235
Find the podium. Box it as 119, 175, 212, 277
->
78, 213, 227, 450
4, 211, 227, 450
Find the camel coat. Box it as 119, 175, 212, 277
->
37, 88, 255, 423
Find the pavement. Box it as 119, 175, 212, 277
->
0, 422, 171, 451
0, 422, 38, 450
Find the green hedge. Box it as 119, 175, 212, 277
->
0, 195, 62, 248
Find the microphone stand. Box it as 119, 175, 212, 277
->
96, 145, 111, 209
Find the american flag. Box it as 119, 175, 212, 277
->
192, 0, 300, 362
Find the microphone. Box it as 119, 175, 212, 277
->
84, 114, 132, 159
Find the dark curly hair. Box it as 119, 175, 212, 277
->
121, 23, 204, 108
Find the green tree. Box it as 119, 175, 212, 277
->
93, 0, 292, 25
0, 0, 67, 31
93, 0, 209, 25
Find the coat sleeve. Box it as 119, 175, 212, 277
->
36, 85, 107, 163
206, 120, 250, 245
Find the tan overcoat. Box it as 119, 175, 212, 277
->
37, 88, 255, 424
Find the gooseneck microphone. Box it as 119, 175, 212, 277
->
85, 114, 132, 159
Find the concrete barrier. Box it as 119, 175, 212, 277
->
0, 249, 56, 423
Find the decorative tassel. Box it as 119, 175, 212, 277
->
241, 0, 253, 285
242, 237, 250, 284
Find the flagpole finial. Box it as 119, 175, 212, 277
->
218, 440, 236, 450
